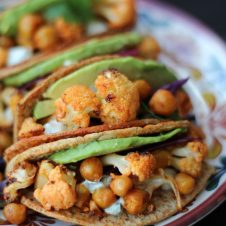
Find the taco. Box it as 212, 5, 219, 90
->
0, 31, 160, 152
3, 117, 214, 225
7, 54, 175, 144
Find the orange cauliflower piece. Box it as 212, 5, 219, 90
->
94, 0, 136, 29
55, 85, 100, 129
172, 141, 208, 162
101, 152, 156, 181
34, 165, 76, 211
18, 117, 44, 139
171, 157, 202, 178
95, 69, 140, 125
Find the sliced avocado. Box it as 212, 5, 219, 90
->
3, 33, 142, 87
49, 128, 185, 164
33, 100, 55, 120
44, 57, 176, 99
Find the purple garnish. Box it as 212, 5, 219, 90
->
161, 77, 189, 94
0, 180, 7, 194
118, 48, 139, 57
0, 157, 5, 172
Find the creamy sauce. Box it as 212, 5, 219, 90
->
82, 176, 111, 193
12, 168, 28, 182
44, 119, 66, 134
7, 47, 33, 66
82, 180, 104, 193
86, 21, 108, 35
104, 198, 124, 215
4, 108, 13, 124
63, 60, 74, 67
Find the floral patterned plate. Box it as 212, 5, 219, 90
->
1, 0, 226, 225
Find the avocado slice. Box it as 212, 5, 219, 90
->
49, 128, 184, 164
33, 100, 55, 120
34, 56, 176, 120
3, 33, 142, 87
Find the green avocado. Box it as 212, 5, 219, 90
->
34, 56, 176, 120
3, 33, 142, 87
33, 100, 55, 120
49, 128, 185, 164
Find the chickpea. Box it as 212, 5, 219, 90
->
0, 36, 14, 48
0, 47, 8, 68
176, 90, 192, 117
18, 14, 44, 47
134, 80, 152, 100
149, 89, 177, 116
123, 188, 149, 215
138, 36, 161, 60
54, 18, 84, 42
3, 203, 27, 224
33, 25, 58, 51
75, 183, 91, 208
175, 173, 195, 195
110, 175, 133, 197
92, 187, 116, 209
80, 157, 103, 181
153, 151, 171, 169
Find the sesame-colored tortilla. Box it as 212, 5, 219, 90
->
21, 163, 214, 226
6, 119, 189, 174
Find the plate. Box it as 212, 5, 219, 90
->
1, 0, 226, 225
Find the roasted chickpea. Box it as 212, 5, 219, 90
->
18, 14, 44, 47
176, 90, 192, 117
54, 18, 84, 42
153, 151, 171, 169
80, 157, 103, 181
110, 175, 133, 196
134, 80, 152, 100
123, 188, 149, 215
33, 25, 58, 51
149, 89, 177, 116
75, 183, 91, 208
138, 36, 161, 59
0, 47, 8, 68
175, 173, 195, 195
92, 187, 116, 209
3, 203, 27, 224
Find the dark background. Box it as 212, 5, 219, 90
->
165, 0, 226, 225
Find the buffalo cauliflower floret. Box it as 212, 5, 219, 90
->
95, 69, 140, 125
4, 162, 37, 202
171, 157, 202, 178
94, 0, 136, 29
172, 141, 208, 162
55, 85, 100, 129
101, 152, 156, 181
169, 141, 207, 178
34, 160, 55, 189
18, 117, 44, 139
34, 165, 76, 211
